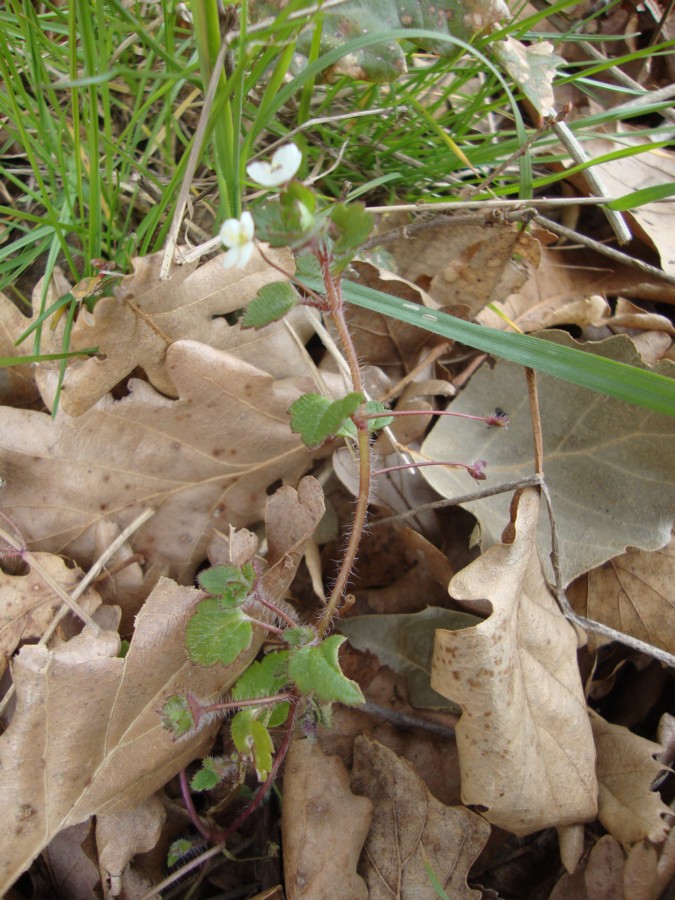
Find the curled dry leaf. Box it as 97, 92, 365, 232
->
0, 552, 101, 677
568, 533, 675, 654
95, 795, 166, 896
261, 475, 325, 602
282, 739, 372, 900
32, 246, 303, 416
350, 735, 490, 900
0, 340, 315, 582
549, 834, 626, 900
591, 711, 671, 850
0, 577, 264, 895
431, 488, 598, 835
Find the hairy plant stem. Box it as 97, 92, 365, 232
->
316, 254, 370, 636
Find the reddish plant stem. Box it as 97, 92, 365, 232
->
373, 459, 483, 478
179, 767, 213, 842
316, 253, 371, 636
361, 408, 508, 427
211, 695, 300, 844
197, 692, 296, 716
252, 591, 298, 630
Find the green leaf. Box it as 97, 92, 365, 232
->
295, 275, 675, 417
337, 399, 394, 440
167, 838, 195, 868
198, 563, 255, 606
330, 202, 374, 272
231, 710, 275, 781
289, 391, 364, 447
282, 625, 318, 647
231, 650, 290, 702
605, 182, 675, 211
241, 282, 297, 329
190, 757, 222, 792
185, 597, 253, 666
160, 694, 195, 738
288, 635, 365, 705
253, 182, 321, 248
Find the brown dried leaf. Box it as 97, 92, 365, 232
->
36, 247, 302, 416
43, 822, 100, 900
549, 834, 626, 900
568, 534, 675, 654
591, 711, 671, 850
431, 488, 598, 835
262, 476, 325, 602
0, 553, 101, 677
0, 293, 40, 408
350, 735, 490, 899
0, 340, 314, 581
282, 739, 372, 899
95, 795, 166, 894
0, 577, 263, 894
390, 221, 540, 319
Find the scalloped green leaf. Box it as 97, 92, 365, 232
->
338, 399, 394, 439
185, 597, 253, 666
330, 202, 374, 273
289, 391, 364, 447
231, 650, 290, 702
197, 563, 255, 606
190, 757, 223, 792
288, 635, 365, 705
160, 694, 195, 738
241, 281, 297, 329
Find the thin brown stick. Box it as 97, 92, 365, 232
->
533, 214, 675, 287
525, 367, 544, 476
539, 480, 675, 668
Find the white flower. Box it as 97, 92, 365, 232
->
219, 211, 255, 269
246, 143, 302, 188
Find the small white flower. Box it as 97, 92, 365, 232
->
246, 143, 302, 188
219, 211, 255, 269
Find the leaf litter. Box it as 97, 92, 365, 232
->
2, 13, 675, 900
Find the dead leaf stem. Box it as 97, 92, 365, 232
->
539, 479, 675, 668
534, 213, 675, 287
525, 367, 544, 476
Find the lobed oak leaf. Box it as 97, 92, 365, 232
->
568, 533, 675, 655
30, 246, 306, 416
0, 340, 315, 581
431, 488, 598, 835
282, 739, 372, 899
0, 552, 101, 677
0, 576, 264, 895
591, 711, 671, 850
350, 736, 490, 900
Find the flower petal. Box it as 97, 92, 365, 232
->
221, 247, 242, 269
246, 143, 302, 187
239, 210, 255, 241
220, 218, 244, 248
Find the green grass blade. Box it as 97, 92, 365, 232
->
300, 277, 675, 416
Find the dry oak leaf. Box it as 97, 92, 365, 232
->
0, 576, 263, 895
95, 795, 166, 896
0, 340, 314, 582
549, 834, 626, 900
389, 221, 540, 319
43, 246, 300, 416
591, 711, 671, 850
431, 488, 598, 835
282, 739, 372, 899
0, 552, 101, 677
350, 735, 490, 900
568, 533, 675, 655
